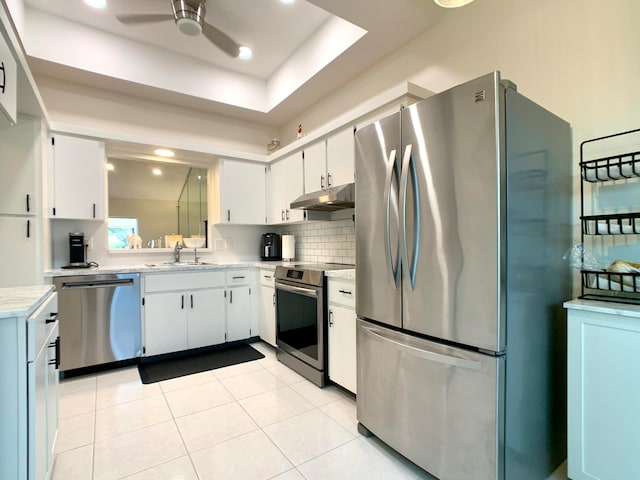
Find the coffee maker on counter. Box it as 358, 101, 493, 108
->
260, 233, 281, 260
62, 232, 91, 269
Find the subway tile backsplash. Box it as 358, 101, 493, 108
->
280, 218, 355, 265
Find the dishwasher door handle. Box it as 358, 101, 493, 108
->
61, 278, 135, 289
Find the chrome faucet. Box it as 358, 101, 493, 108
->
173, 241, 183, 262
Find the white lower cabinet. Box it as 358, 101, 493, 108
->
0, 288, 58, 480
143, 269, 255, 356
565, 301, 640, 480
258, 269, 276, 347
327, 277, 357, 394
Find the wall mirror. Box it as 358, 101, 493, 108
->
106, 145, 210, 250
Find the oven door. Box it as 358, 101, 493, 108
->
275, 279, 325, 370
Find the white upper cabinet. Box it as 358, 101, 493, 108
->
302, 126, 355, 195
49, 134, 105, 220
0, 118, 38, 216
326, 126, 355, 187
303, 141, 327, 193
214, 158, 266, 225
269, 152, 304, 224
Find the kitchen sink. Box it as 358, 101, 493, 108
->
145, 261, 217, 267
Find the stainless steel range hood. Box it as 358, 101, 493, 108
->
290, 183, 355, 212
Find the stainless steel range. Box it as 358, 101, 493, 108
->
274, 263, 354, 387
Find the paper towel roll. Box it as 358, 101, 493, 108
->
282, 235, 295, 261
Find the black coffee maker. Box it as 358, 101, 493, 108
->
62, 232, 91, 268
260, 233, 281, 260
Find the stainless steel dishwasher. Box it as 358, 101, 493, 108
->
53, 273, 141, 372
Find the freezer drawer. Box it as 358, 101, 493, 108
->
357, 319, 505, 480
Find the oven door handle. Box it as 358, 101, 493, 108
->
276, 282, 318, 298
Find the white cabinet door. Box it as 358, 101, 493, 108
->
269, 159, 286, 224
220, 159, 266, 224
0, 216, 38, 288
50, 134, 104, 220
259, 283, 276, 347
45, 325, 58, 475
227, 286, 251, 341
187, 288, 226, 349
326, 127, 355, 187
0, 119, 37, 216
303, 141, 327, 193
28, 343, 47, 480
567, 307, 640, 480
144, 292, 188, 356
328, 304, 357, 394
284, 153, 304, 222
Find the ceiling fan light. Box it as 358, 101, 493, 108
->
238, 46, 252, 60
434, 0, 475, 7
176, 17, 202, 36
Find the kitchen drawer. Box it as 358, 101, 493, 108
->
145, 271, 225, 292
260, 269, 275, 287
328, 278, 355, 309
27, 292, 58, 361
226, 269, 250, 285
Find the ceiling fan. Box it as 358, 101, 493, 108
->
115, 0, 241, 58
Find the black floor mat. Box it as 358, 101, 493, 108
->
138, 344, 265, 384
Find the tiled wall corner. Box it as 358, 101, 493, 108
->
280, 218, 355, 265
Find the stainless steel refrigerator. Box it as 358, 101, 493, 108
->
355, 71, 571, 480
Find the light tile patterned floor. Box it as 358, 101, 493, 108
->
51, 341, 568, 480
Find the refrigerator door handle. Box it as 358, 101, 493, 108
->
361, 323, 481, 371
400, 144, 420, 290
384, 148, 400, 288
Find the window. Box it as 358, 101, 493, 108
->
108, 217, 138, 249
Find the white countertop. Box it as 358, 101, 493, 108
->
0, 285, 55, 319
564, 298, 640, 318
46, 261, 290, 277
325, 269, 356, 280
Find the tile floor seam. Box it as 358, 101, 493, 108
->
91, 373, 98, 480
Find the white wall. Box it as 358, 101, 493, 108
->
278, 0, 640, 153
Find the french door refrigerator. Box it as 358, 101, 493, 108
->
355, 71, 571, 480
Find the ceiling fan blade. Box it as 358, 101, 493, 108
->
116, 14, 175, 25
202, 22, 240, 58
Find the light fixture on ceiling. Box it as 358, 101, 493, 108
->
152, 168, 163, 176
176, 17, 202, 36
433, 0, 475, 7
281, 0, 295, 4
267, 139, 281, 152
154, 148, 175, 157
106, 163, 114, 171
84, 0, 107, 9
238, 46, 252, 60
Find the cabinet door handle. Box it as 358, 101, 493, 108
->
181, 295, 185, 309
264, 275, 271, 279
92, 203, 96, 218
26, 194, 30, 213
26, 219, 30, 238
190, 294, 193, 309
230, 290, 233, 303
321, 175, 325, 189
227, 209, 231, 222
329, 309, 333, 327
45, 312, 58, 324
327, 172, 333, 187
338, 289, 353, 295
233, 276, 245, 280
281, 209, 285, 221
286, 209, 290, 220
273, 293, 276, 306
48, 337, 60, 370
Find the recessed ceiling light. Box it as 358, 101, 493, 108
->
281, 0, 295, 4
84, 0, 107, 9
152, 168, 163, 176
106, 163, 114, 171
433, 0, 475, 7
238, 46, 252, 60
154, 148, 174, 157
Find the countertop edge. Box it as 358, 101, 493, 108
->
0, 285, 55, 319
564, 298, 640, 318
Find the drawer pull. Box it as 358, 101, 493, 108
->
338, 289, 353, 295
232, 276, 245, 280
45, 312, 58, 324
